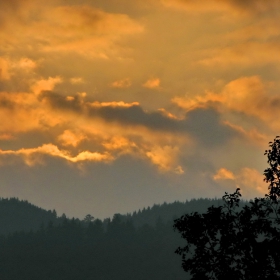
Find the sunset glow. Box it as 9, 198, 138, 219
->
0, 0, 277, 218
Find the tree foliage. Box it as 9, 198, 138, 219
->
174, 136, 280, 279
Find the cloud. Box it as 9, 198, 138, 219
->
40, 91, 180, 131
146, 145, 184, 173
32, 76, 62, 95
0, 3, 144, 59
184, 108, 236, 147
213, 167, 235, 180
57, 130, 87, 147
213, 166, 267, 197
110, 78, 131, 88
0, 57, 37, 81
222, 121, 267, 145
161, 0, 231, 13
102, 136, 137, 152
70, 77, 85, 84
197, 42, 280, 69
161, 0, 279, 15
0, 58, 12, 80
142, 78, 161, 89
39, 89, 238, 151
0, 133, 14, 140
0, 88, 189, 172
0, 144, 113, 166
173, 76, 280, 135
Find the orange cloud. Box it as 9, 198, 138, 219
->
0, 86, 188, 173
173, 76, 280, 133
146, 145, 184, 173
58, 130, 87, 147
0, 2, 144, 60
161, 0, 231, 13
102, 136, 137, 155
110, 78, 131, 88
16, 57, 37, 70
0, 56, 37, 81
213, 168, 235, 180
161, 0, 278, 15
0, 57, 12, 80
88, 101, 140, 108
237, 167, 267, 195
198, 42, 280, 68
35, 6, 143, 58
70, 77, 85, 84
223, 121, 267, 146
32, 76, 62, 95
213, 167, 267, 197
0, 144, 113, 166
142, 78, 160, 89
0, 133, 14, 140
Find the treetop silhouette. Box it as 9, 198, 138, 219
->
174, 136, 280, 280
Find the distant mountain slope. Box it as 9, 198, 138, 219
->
0, 198, 58, 235
0, 195, 252, 279
0, 196, 250, 235
121, 198, 250, 228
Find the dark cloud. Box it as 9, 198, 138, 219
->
229, 0, 277, 11
39, 91, 84, 113
88, 104, 182, 131
0, 96, 15, 109
59, 0, 154, 17
40, 91, 238, 147
0, 0, 29, 27
0, 129, 56, 150
184, 108, 236, 147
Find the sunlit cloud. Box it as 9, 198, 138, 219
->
16, 58, 37, 70
110, 78, 131, 88
57, 130, 87, 147
146, 145, 183, 173
223, 121, 267, 146
173, 76, 280, 134
70, 77, 85, 85
213, 167, 267, 197
88, 101, 139, 108
213, 168, 235, 180
198, 42, 280, 68
0, 144, 113, 166
237, 167, 267, 195
0, 87, 190, 173
32, 76, 63, 95
142, 78, 160, 89
0, 3, 144, 59
0, 57, 11, 80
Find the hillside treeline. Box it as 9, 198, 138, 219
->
0, 215, 185, 280
0, 197, 250, 279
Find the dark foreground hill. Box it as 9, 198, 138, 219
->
0, 197, 250, 280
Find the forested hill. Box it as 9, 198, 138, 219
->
119, 197, 250, 228
0, 196, 251, 280
0, 198, 59, 235
0, 196, 250, 235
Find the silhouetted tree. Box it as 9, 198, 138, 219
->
174, 136, 280, 280
83, 214, 94, 224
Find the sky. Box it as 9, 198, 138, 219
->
0, 0, 279, 219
